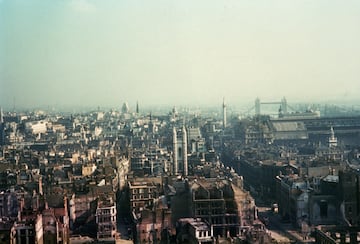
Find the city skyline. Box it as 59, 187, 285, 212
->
1, 0, 360, 109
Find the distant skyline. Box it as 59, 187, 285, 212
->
1, 0, 360, 109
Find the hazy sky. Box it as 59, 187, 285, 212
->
1, 0, 360, 109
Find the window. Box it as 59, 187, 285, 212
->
320, 201, 328, 218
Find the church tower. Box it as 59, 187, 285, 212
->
0, 107, 4, 146
222, 98, 227, 129
182, 126, 188, 176
172, 126, 188, 176
0, 107, 3, 124
173, 127, 178, 175
38, 176, 43, 195
328, 126, 337, 148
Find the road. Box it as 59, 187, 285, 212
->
258, 207, 314, 243
116, 190, 135, 242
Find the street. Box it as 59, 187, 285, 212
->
258, 207, 314, 243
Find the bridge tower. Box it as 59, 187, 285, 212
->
281, 97, 288, 114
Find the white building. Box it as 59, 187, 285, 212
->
25, 121, 47, 135
173, 126, 188, 176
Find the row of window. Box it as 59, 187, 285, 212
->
198, 230, 210, 238
98, 224, 116, 232
193, 216, 237, 225
97, 208, 116, 215
131, 188, 154, 194
97, 216, 116, 223
98, 233, 116, 239
132, 194, 153, 200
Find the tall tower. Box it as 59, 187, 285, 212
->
328, 126, 337, 148
222, 98, 227, 129
0, 107, 4, 146
136, 101, 139, 114
255, 98, 261, 115
38, 176, 43, 195
281, 97, 288, 114
182, 126, 188, 176
0, 107, 3, 124
173, 127, 178, 175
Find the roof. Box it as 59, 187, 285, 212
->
272, 121, 306, 132
322, 175, 339, 183
178, 218, 210, 231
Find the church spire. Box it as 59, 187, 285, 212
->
222, 98, 227, 129
0, 107, 3, 124
328, 126, 337, 148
